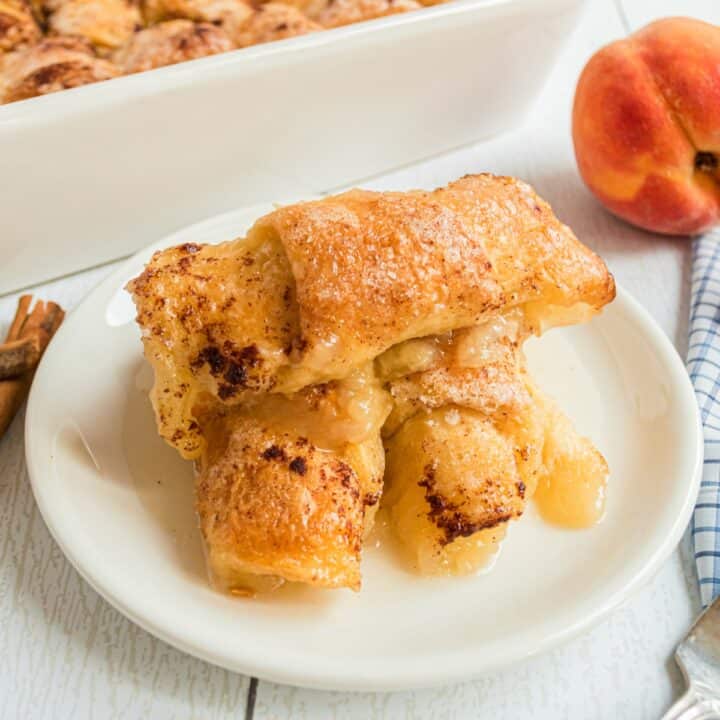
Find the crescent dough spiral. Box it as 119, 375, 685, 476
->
47, 0, 142, 53
112, 19, 233, 73
311, 0, 420, 28
196, 365, 389, 593
0, 0, 41, 55
129, 173, 615, 593
141, 0, 251, 26
231, 3, 320, 48
0, 36, 119, 103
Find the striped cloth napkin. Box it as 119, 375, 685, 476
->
689, 232, 720, 607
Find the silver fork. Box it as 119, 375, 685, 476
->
663, 595, 720, 719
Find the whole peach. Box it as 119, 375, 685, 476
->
572, 17, 720, 236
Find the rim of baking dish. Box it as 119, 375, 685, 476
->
0, 0, 584, 123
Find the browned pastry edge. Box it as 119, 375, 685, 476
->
1, 35, 118, 101
112, 18, 232, 72
196, 413, 383, 591
232, 2, 318, 47
313, 0, 420, 28
0, 0, 41, 53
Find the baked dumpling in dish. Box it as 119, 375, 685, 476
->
0, 36, 119, 103
129, 174, 615, 594
0, 0, 41, 54
48, 0, 142, 53
140, 0, 252, 41
253, 0, 325, 17
311, 0, 420, 28
113, 19, 232, 72
231, 2, 319, 47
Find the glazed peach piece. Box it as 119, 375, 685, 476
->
573, 17, 720, 236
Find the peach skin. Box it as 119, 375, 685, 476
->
572, 17, 720, 236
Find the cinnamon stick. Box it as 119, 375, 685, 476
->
7, 294, 31, 341
0, 295, 64, 440
0, 337, 40, 380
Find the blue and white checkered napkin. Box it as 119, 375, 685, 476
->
689, 231, 720, 607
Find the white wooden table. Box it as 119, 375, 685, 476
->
1, 0, 718, 717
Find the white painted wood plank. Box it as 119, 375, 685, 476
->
0, 269, 252, 720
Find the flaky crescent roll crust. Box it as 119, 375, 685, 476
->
312, 0, 420, 28
130, 174, 614, 460
0, 35, 119, 102
252, 189, 503, 379
197, 370, 389, 593
231, 2, 319, 48
48, 0, 142, 53
141, 0, 251, 28
434, 174, 614, 313
191, 360, 390, 593
0, 0, 41, 54
113, 19, 233, 72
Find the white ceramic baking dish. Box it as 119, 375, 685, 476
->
0, 0, 585, 293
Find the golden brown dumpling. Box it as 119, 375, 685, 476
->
196, 365, 390, 593
141, 0, 252, 40
312, 0, 420, 28
48, 0, 143, 53
0, 0, 41, 54
128, 235, 298, 458
381, 310, 608, 575
113, 19, 232, 72
254, 0, 325, 16
232, 2, 319, 47
0, 36, 119, 103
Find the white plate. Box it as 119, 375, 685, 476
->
25, 205, 703, 691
